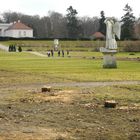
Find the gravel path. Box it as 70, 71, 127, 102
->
0, 44, 8, 51
28, 51, 47, 57
45, 81, 140, 87
1, 81, 140, 91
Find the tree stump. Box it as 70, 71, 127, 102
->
41, 86, 51, 92
104, 100, 117, 108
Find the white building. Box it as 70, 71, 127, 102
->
0, 20, 33, 38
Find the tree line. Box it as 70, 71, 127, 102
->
0, 4, 140, 40
1, 7, 99, 39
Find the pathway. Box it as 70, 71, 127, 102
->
0, 43, 48, 57
0, 44, 8, 51
28, 51, 47, 57
1, 81, 140, 91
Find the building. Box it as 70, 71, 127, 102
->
91, 32, 105, 40
0, 20, 33, 38
0, 23, 12, 36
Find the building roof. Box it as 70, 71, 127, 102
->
92, 32, 105, 39
6, 21, 32, 30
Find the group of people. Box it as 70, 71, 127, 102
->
47, 50, 69, 57
8, 44, 22, 52
58, 50, 64, 57
8, 44, 16, 52
47, 50, 54, 57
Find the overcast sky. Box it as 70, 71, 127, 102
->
0, 0, 139, 19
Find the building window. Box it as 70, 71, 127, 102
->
0, 29, 2, 36
19, 31, 21, 37
24, 31, 26, 36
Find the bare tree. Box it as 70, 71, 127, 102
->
48, 11, 67, 38
134, 18, 140, 39
80, 16, 99, 38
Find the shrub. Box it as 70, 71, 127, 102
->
123, 44, 140, 52
26, 49, 33, 51
18, 46, 22, 52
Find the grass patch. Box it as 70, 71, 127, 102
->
0, 51, 140, 86
1, 40, 140, 52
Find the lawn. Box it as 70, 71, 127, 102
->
0, 51, 140, 86
1, 40, 140, 52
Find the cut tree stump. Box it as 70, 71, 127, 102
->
41, 86, 51, 92
104, 100, 117, 108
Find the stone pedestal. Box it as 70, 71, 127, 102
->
100, 47, 117, 68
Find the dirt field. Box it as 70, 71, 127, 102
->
0, 83, 140, 140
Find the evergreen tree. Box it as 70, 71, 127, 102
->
121, 4, 135, 40
66, 6, 81, 39
98, 11, 106, 35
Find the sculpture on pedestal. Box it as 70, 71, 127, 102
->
100, 17, 121, 68
104, 18, 121, 50
54, 39, 59, 50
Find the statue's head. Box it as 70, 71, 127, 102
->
105, 17, 118, 25
111, 17, 117, 23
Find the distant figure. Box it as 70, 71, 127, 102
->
51, 50, 54, 57
58, 50, 60, 57
104, 18, 121, 50
67, 50, 69, 55
13, 45, 16, 52
11, 44, 14, 52
8, 45, 11, 52
9, 44, 16, 52
47, 51, 51, 57
62, 50, 64, 57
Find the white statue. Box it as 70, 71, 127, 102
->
54, 39, 59, 50
104, 18, 121, 50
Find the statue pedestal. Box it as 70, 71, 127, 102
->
100, 47, 117, 68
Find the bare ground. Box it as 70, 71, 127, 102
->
0, 81, 140, 140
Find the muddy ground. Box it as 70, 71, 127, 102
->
0, 83, 140, 140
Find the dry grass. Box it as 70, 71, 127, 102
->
0, 85, 140, 140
